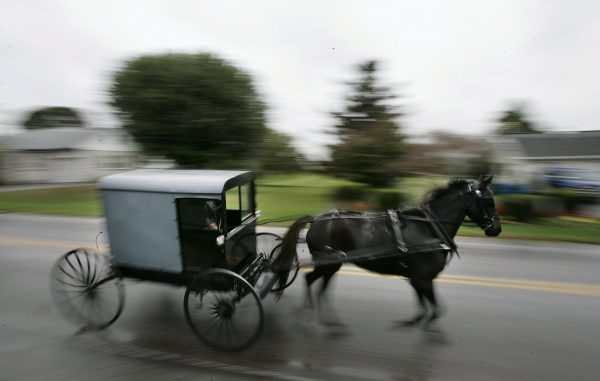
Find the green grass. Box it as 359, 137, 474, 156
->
458, 218, 600, 244
0, 186, 101, 217
1, 174, 599, 244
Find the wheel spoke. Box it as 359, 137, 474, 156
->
54, 277, 87, 289
64, 254, 79, 274
89, 256, 99, 285
57, 264, 84, 283
84, 251, 91, 285
73, 252, 85, 281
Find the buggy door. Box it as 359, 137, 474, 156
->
224, 182, 257, 269
176, 197, 224, 271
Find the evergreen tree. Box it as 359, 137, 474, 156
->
497, 105, 540, 134
329, 61, 405, 187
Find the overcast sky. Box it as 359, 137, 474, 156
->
1, 0, 599, 157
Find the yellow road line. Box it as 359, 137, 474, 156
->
340, 267, 600, 292
2, 235, 600, 297
335, 269, 600, 297
0, 236, 107, 253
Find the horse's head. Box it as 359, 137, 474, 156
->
465, 174, 502, 237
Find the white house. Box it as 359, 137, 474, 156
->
490, 130, 600, 189
0, 128, 141, 184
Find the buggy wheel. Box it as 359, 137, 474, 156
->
269, 243, 300, 293
184, 269, 263, 352
50, 249, 124, 329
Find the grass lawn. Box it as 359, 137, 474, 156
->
1, 173, 599, 244
0, 185, 101, 217
458, 219, 600, 244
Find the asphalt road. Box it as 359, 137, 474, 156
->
1, 213, 600, 381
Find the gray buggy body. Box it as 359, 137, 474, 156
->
51, 169, 289, 351
98, 169, 257, 284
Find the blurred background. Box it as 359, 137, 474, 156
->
2, 2, 600, 381
1, 0, 599, 241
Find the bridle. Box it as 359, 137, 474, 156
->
425, 181, 497, 233
468, 183, 497, 233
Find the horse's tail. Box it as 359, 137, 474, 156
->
273, 215, 314, 299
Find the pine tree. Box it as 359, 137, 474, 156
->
329, 61, 405, 187
497, 105, 540, 134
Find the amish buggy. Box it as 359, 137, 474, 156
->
50, 170, 501, 351
50, 170, 286, 351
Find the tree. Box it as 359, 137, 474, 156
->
257, 129, 305, 172
22, 107, 85, 129
329, 61, 405, 187
496, 105, 540, 134
110, 53, 267, 169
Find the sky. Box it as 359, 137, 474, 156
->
1, 0, 599, 158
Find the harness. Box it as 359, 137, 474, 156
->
306, 181, 496, 266
305, 208, 456, 267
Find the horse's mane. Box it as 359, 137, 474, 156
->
420, 178, 470, 206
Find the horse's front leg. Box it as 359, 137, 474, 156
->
400, 278, 428, 327
420, 279, 445, 332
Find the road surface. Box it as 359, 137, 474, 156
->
1, 213, 600, 380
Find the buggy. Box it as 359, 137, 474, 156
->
50, 170, 290, 351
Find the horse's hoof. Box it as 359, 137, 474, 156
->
394, 319, 420, 328
76, 325, 100, 334
293, 306, 315, 322
421, 321, 443, 334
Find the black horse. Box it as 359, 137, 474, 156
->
274, 174, 501, 329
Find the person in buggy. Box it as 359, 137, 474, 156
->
205, 200, 221, 232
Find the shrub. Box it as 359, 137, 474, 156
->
548, 189, 597, 213
499, 195, 537, 222
377, 191, 407, 210
333, 186, 371, 203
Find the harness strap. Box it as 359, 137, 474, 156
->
422, 206, 458, 255
387, 210, 408, 253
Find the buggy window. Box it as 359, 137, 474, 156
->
225, 183, 254, 232
177, 198, 221, 231
240, 183, 251, 219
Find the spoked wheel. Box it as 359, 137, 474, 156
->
50, 249, 124, 329
184, 269, 264, 352
269, 243, 300, 293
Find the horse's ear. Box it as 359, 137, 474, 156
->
480, 174, 493, 187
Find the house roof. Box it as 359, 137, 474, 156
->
506, 131, 600, 159
3, 127, 137, 151
98, 169, 254, 195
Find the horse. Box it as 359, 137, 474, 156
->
274, 174, 501, 330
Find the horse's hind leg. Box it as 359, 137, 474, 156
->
315, 264, 343, 326
400, 278, 429, 327
303, 267, 323, 308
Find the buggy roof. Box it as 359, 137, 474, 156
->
99, 169, 254, 195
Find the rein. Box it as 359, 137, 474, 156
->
258, 181, 496, 236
